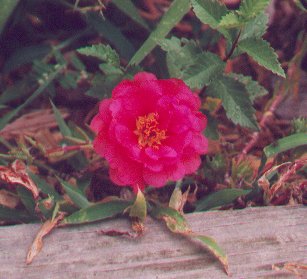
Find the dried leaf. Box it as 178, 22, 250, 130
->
0, 189, 19, 208
169, 186, 190, 214
26, 212, 65, 264
150, 205, 228, 274
258, 159, 307, 205
272, 262, 307, 278
131, 219, 145, 236
0, 109, 69, 140
128, 188, 147, 222
0, 160, 39, 200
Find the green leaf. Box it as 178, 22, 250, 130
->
263, 133, 307, 158
240, 12, 268, 40
206, 76, 258, 130
86, 73, 122, 99
195, 235, 228, 273
150, 204, 229, 274
219, 12, 242, 28
129, 188, 147, 221
204, 113, 219, 140
129, 0, 190, 66
62, 200, 132, 225
58, 72, 78, 89
150, 205, 191, 234
77, 173, 92, 195
195, 188, 252, 211
17, 186, 36, 215
182, 52, 225, 89
191, 0, 230, 39
77, 44, 120, 67
112, 0, 149, 30
0, 205, 36, 223
28, 172, 62, 201
0, 64, 63, 131
160, 37, 200, 78
238, 38, 285, 77
219, 0, 270, 29
50, 100, 72, 137
160, 37, 225, 88
57, 177, 92, 209
229, 73, 268, 102
294, 0, 307, 11
0, 0, 20, 36
238, 0, 270, 19
86, 12, 135, 60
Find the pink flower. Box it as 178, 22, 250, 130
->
91, 72, 208, 191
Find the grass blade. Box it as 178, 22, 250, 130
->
264, 133, 307, 158
129, 0, 190, 66
62, 200, 132, 225
0, 65, 63, 131
57, 177, 92, 209
195, 188, 251, 211
0, 0, 20, 36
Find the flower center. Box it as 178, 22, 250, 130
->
134, 112, 167, 149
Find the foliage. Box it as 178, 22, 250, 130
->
0, 0, 305, 272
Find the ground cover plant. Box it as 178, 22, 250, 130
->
0, 0, 306, 273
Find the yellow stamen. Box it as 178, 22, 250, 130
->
134, 113, 167, 149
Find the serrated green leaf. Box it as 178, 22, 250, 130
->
219, 12, 242, 28
160, 37, 225, 87
62, 200, 132, 225
264, 133, 307, 158
191, 0, 230, 39
229, 73, 268, 102
129, 0, 190, 66
57, 177, 92, 209
77, 44, 120, 67
112, 0, 149, 30
240, 12, 268, 40
219, 0, 270, 29
195, 188, 252, 211
238, 0, 270, 19
238, 38, 285, 77
206, 76, 258, 130
129, 188, 147, 221
0, 0, 20, 36
0, 65, 63, 131
160, 37, 200, 78
99, 63, 123, 75
50, 100, 72, 137
182, 52, 225, 89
